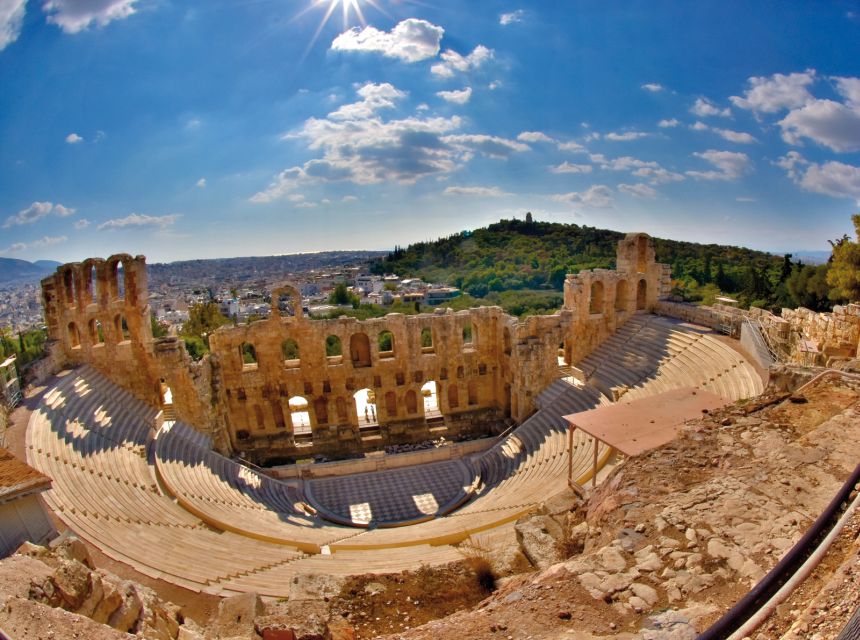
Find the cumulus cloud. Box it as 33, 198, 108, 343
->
0, 0, 26, 51
499, 10, 524, 25
590, 154, 684, 185
196, 178, 206, 188
690, 97, 731, 118
549, 185, 614, 208
74, 218, 90, 229
43, 0, 138, 34
4, 201, 76, 227
686, 150, 751, 180
778, 151, 860, 205
436, 87, 472, 104
65, 132, 83, 144
517, 131, 555, 143
641, 83, 664, 92
778, 97, 860, 152
618, 183, 658, 198
431, 45, 493, 78
550, 161, 592, 174
98, 213, 179, 230
331, 18, 443, 62
252, 84, 470, 202
730, 70, 816, 113
443, 185, 511, 197
604, 131, 649, 141
658, 119, 680, 128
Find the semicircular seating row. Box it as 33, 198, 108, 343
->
26, 315, 763, 597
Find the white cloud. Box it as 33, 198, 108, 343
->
442, 133, 529, 159
342, 195, 358, 203
4, 201, 76, 227
779, 97, 860, 152
488, 80, 501, 90
65, 132, 83, 144
835, 76, 860, 107
658, 118, 680, 128
43, 0, 138, 34
252, 84, 469, 201
327, 82, 406, 120
633, 166, 685, 184
97, 213, 179, 230
196, 178, 206, 188
436, 87, 472, 104
499, 10, 524, 25
690, 121, 757, 143
517, 131, 555, 143
0, 235, 68, 255
730, 70, 816, 113
74, 218, 90, 229
330, 18, 443, 62
686, 150, 751, 180
443, 186, 511, 197
641, 83, 664, 92
557, 140, 586, 152
549, 185, 614, 208
778, 152, 860, 205
604, 131, 649, 141
0, 0, 26, 51
590, 154, 685, 185
618, 183, 658, 198
690, 97, 731, 118
431, 45, 493, 78
550, 161, 592, 174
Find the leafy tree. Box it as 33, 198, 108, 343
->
180, 302, 230, 357
329, 283, 359, 307
826, 214, 860, 302
151, 314, 168, 338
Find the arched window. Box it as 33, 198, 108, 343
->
67, 322, 81, 349
420, 327, 434, 353
615, 280, 628, 311
385, 391, 397, 418
88, 264, 98, 304
240, 342, 258, 369
405, 389, 418, 414
462, 323, 474, 346
282, 338, 300, 368
503, 328, 512, 356
590, 281, 604, 314
272, 285, 302, 319
63, 269, 76, 307
88, 319, 104, 345
637, 279, 648, 310
378, 330, 394, 358
350, 333, 371, 368
326, 335, 343, 363
114, 314, 131, 342
114, 260, 126, 300
447, 384, 459, 409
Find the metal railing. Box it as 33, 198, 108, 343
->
742, 317, 783, 365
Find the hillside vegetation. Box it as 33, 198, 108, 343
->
372, 217, 846, 315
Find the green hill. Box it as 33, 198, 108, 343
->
370, 217, 810, 313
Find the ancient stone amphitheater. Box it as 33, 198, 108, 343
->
25, 233, 767, 598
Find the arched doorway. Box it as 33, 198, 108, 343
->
354, 388, 378, 429
421, 380, 440, 418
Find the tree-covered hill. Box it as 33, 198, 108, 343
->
371, 217, 838, 313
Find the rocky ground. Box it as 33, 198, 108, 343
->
2, 368, 859, 640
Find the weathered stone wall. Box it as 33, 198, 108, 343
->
39, 233, 671, 461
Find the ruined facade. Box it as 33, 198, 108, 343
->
40, 233, 670, 462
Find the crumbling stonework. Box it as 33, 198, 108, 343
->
40, 234, 669, 461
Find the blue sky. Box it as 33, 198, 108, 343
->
2, 0, 860, 263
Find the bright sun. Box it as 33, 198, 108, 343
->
297, 0, 386, 55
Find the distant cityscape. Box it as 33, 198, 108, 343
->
0, 250, 463, 334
